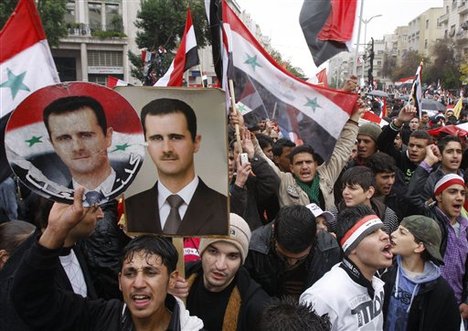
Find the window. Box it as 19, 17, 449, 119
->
89, 2, 102, 30
425, 39, 428, 48
88, 50, 123, 66
426, 19, 429, 29
106, 3, 121, 31
65, 1, 76, 24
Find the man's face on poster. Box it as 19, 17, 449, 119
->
145, 112, 201, 179
48, 107, 113, 177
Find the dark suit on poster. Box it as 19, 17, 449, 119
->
125, 178, 228, 236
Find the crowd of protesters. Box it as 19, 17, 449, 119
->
1, 77, 468, 330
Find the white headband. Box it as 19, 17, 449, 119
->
340, 215, 384, 253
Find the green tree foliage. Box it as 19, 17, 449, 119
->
460, 56, 468, 85
0, 0, 67, 47
268, 48, 306, 80
381, 53, 396, 79
390, 50, 428, 82
425, 40, 460, 89
129, 0, 210, 84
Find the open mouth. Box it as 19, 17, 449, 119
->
382, 243, 393, 259
131, 294, 151, 308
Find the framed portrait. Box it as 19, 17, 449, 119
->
117, 87, 229, 237
4, 82, 145, 207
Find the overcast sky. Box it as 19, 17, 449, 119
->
236, 0, 443, 77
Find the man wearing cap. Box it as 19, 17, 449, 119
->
354, 122, 381, 165
382, 215, 460, 331
171, 213, 271, 330
305, 202, 335, 234
300, 205, 393, 331
408, 165, 468, 316
246, 205, 341, 298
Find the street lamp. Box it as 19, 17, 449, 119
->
360, 14, 382, 84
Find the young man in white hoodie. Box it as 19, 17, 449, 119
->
300, 204, 393, 331
382, 215, 460, 331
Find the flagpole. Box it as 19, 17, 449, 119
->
229, 79, 242, 151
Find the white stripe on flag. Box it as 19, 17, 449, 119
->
1, 40, 59, 117
230, 29, 348, 138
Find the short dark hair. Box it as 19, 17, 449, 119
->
438, 135, 461, 153
43, 96, 107, 136
340, 166, 374, 191
259, 296, 331, 331
272, 138, 295, 157
336, 204, 375, 245
256, 133, 274, 150
288, 144, 317, 163
141, 98, 197, 141
409, 130, 431, 141
273, 205, 316, 253
121, 235, 178, 274
367, 152, 397, 175
0, 221, 35, 255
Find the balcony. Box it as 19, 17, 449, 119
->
438, 12, 449, 25
66, 23, 126, 39
459, 2, 468, 15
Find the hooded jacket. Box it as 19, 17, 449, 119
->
382, 257, 460, 331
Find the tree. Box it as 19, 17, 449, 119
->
425, 40, 461, 89
391, 50, 427, 82
460, 56, 468, 85
129, 0, 210, 85
0, 0, 67, 47
381, 53, 396, 79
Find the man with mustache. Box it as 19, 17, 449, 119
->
44, 96, 119, 206
125, 98, 228, 236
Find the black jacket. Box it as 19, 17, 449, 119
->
377, 124, 418, 184
245, 224, 341, 297
230, 154, 280, 230
186, 263, 271, 331
10, 240, 189, 331
382, 265, 460, 331
79, 199, 130, 299
0, 230, 97, 331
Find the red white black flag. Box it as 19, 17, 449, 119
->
219, 0, 358, 161
300, 0, 358, 66
155, 8, 200, 86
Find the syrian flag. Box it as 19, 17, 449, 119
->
0, 0, 60, 182
316, 68, 329, 87
107, 75, 128, 88
300, 0, 358, 67
155, 8, 200, 87
394, 76, 415, 87
221, 1, 358, 161
409, 62, 423, 118
361, 111, 388, 127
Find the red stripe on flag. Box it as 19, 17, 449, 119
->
0, 0, 46, 63
317, 0, 358, 42
222, 1, 356, 116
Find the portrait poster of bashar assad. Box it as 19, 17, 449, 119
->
4, 82, 145, 207
116, 87, 229, 237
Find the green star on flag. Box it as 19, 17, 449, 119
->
244, 54, 262, 71
304, 97, 321, 112
0, 68, 30, 100
25, 135, 42, 147
237, 103, 247, 114
111, 143, 131, 152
